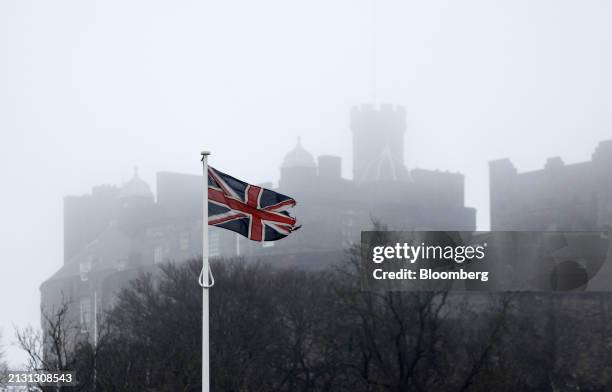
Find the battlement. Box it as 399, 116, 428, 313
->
491, 139, 612, 179
350, 104, 407, 133
489, 158, 517, 178
350, 103, 408, 182
489, 140, 612, 231
91, 184, 120, 198
351, 103, 406, 114
592, 139, 612, 163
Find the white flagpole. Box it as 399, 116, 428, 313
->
200, 151, 212, 392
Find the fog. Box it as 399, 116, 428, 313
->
1, 0, 611, 365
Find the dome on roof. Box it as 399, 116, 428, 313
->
282, 137, 316, 169
120, 167, 153, 199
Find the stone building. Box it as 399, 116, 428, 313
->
488, 140, 612, 291
490, 140, 612, 231
40, 104, 476, 339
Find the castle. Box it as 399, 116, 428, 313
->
40, 104, 476, 336
40, 102, 612, 340
490, 140, 612, 231
488, 140, 612, 291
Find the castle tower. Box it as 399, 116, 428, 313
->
350, 104, 408, 182
118, 167, 155, 235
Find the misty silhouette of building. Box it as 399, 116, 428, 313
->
490, 140, 612, 231
40, 168, 222, 339
237, 104, 476, 265
351, 104, 409, 182
40, 103, 476, 338
489, 140, 612, 291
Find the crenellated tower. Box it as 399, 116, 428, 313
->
350, 104, 408, 182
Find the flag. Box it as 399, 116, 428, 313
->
207, 166, 300, 241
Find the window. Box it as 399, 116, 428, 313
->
114, 256, 127, 271
342, 212, 357, 247
80, 298, 92, 333
79, 261, 91, 282
154, 246, 164, 264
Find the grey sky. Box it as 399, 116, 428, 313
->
1, 0, 611, 365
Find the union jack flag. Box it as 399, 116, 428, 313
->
208, 166, 300, 241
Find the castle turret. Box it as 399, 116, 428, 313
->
279, 137, 317, 190
350, 104, 408, 182
119, 167, 154, 202
63, 185, 120, 265
119, 168, 155, 234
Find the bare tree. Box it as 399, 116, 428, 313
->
15, 299, 97, 392
333, 240, 515, 392
29, 251, 612, 391
0, 330, 9, 387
